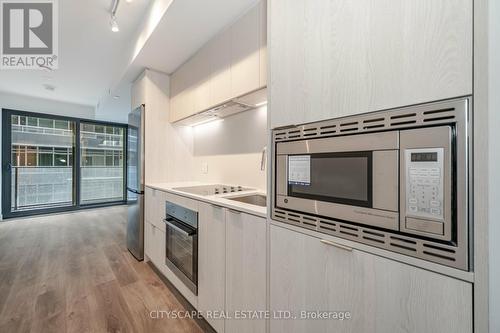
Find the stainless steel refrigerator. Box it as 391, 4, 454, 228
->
127, 105, 145, 260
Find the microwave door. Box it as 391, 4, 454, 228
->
275, 132, 399, 231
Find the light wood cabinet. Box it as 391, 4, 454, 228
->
198, 202, 226, 333
269, 0, 473, 128
259, 0, 267, 88
145, 221, 165, 269
192, 46, 212, 113
170, 1, 267, 123
145, 187, 166, 231
225, 210, 267, 333
209, 28, 233, 107
230, 4, 261, 98
270, 224, 473, 333
169, 63, 194, 122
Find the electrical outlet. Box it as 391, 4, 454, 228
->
201, 162, 208, 174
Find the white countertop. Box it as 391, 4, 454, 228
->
146, 181, 267, 218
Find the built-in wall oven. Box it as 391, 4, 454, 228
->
272, 98, 471, 271
164, 202, 198, 295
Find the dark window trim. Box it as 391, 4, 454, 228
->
1, 108, 128, 219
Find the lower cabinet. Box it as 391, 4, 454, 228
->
225, 209, 267, 333
145, 221, 165, 269
198, 203, 227, 333
270, 224, 473, 333
198, 202, 267, 333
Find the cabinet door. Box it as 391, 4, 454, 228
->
145, 187, 154, 224
198, 203, 226, 333
270, 225, 473, 333
225, 211, 267, 333
259, 0, 267, 88
269, 0, 472, 128
231, 4, 261, 98
145, 187, 166, 231
146, 222, 165, 269
209, 28, 233, 106
144, 221, 153, 261
170, 63, 194, 122
169, 68, 183, 122
191, 46, 212, 113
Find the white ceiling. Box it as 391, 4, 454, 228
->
129, 0, 260, 75
0, 0, 261, 122
0, 0, 151, 109
99, 0, 260, 122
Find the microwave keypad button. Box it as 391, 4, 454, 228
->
409, 206, 418, 213
430, 200, 440, 207
431, 208, 441, 215
409, 198, 417, 204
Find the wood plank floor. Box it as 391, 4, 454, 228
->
0, 206, 206, 333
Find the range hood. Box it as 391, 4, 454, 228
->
176, 87, 267, 127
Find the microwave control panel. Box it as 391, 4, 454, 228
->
405, 148, 444, 221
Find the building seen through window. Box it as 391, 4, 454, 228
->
10, 115, 125, 211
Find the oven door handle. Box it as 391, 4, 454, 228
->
163, 218, 196, 237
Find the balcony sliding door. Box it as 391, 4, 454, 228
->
8, 115, 76, 212
80, 122, 125, 205
1, 110, 126, 219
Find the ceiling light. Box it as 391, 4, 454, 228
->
113, 95, 120, 100
125, 0, 133, 3
110, 16, 119, 32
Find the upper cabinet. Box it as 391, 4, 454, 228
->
209, 27, 233, 107
269, 0, 473, 128
170, 1, 267, 123
230, 4, 261, 98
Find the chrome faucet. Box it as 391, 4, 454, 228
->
260, 146, 267, 171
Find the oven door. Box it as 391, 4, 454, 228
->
275, 131, 400, 230
164, 217, 198, 295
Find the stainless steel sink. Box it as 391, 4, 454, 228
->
226, 194, 267, 207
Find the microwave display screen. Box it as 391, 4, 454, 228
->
411, 152, 438, 162
288, 152, 372, 207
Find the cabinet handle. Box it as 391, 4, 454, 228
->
228, 209, 241, 215
320, 239, 353, 252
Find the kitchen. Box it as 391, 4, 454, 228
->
0, 0, 498, 332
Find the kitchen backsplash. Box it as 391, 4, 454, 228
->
192, 106, 268, 190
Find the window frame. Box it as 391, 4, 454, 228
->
1, 109, 128, 219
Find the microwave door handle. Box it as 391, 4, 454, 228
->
163, 218, 196, 237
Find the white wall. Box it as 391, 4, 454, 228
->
0, 91, 95, 119
489, 0, 500, 330
95, 87, 131, 124
192, 106, 267, 190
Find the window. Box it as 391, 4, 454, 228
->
54, 148, 71, 166
39, 147, 54, 166
2, 111, 126, 218
55, 120, 69, 130
27, 117, 37, 126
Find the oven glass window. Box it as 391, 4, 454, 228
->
166, 222, 197, 283
288, 152, 372, 207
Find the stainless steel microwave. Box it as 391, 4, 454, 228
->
271, 98, 471, 271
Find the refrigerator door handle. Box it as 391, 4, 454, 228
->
127, 187, 144, 195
